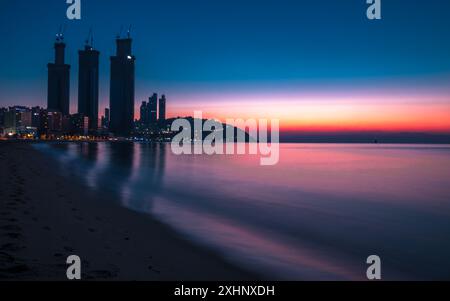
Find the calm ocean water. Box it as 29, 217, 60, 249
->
34, 143, 450, 280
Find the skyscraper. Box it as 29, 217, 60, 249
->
159, 94, 166, 123
78, 38, 100, 132
47, 35, 70, 116
100, 107, 110, 130
140, 101, 148, 126
148, 93, 158, 127
104, 108, 110, 128
109, 35, 135, 136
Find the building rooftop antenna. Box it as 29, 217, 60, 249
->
60, 24, 66, 42
116, 25, 123, 39
56, 25, 62, 42
85, 27, 93, 47
127, 25, 132, 39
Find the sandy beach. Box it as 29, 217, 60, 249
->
0, 141, 256, 280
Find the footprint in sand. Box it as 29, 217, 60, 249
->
15, 199, 25, 205
4, 218, 18, 223
148, 265, 161, 274
0, 251, 15, 263
0, 243, 23, 252
1, 264, 31, 274
4, 233, 22, 239
86, 266, 119, 279
52, 263, 67, 269
64, 246, 75, 252
0, 225, 22, 232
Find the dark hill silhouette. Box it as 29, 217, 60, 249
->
141, 117, 257, 142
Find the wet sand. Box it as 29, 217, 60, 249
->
0, 142, 256, 280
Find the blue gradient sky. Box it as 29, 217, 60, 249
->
1, 0, 450, 131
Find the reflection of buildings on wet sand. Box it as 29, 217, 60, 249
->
84, 143, 167, 211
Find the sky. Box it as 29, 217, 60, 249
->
0, 0, 450, 133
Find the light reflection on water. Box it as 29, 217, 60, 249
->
34, 142, 450, 280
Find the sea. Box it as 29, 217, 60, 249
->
33, 142, 450, 280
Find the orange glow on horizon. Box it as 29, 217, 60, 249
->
164, 94, 450, 133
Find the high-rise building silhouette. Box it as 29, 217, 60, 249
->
159, 94, 166, 123
140, 101, 149, 126
78, 36, 99, 132
100, 108, 110, 129
109, 34, 135, 136
104, 108, 110, 127
149, 93, 158, 126
47, 35, 70, 116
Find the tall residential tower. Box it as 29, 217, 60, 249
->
148, 93, 158, 127
159, 94, 166, 123
78, 35, 100, 132
109, 33, 135, 136
47, 34, 70, 116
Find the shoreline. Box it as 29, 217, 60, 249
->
3, 139, 450, 145
0, 141, 257, 280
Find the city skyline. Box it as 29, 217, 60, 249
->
0, 31, 172, 139
0, 0, 450, 135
